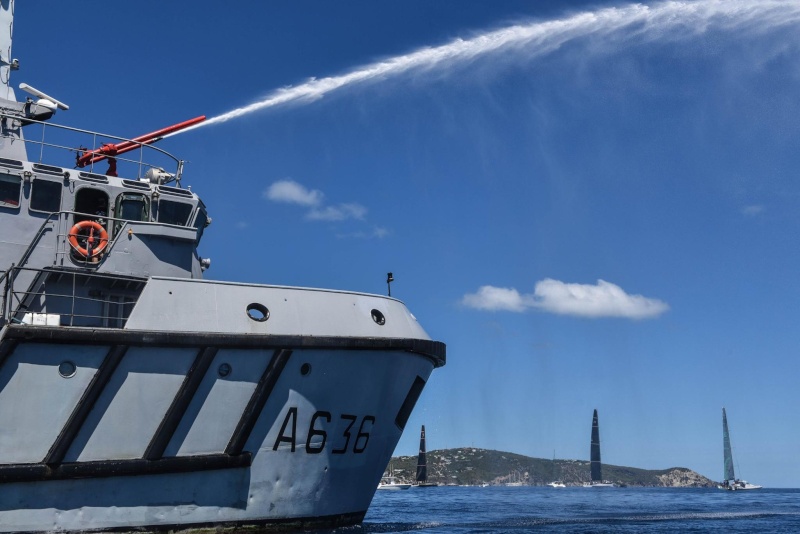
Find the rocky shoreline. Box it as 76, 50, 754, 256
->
388, 447, 716, 487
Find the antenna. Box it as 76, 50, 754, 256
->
19, 83, 69, 110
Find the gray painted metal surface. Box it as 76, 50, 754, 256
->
0, 330, 436, 531
0, 1, 445, 531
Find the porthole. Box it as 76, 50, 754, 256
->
218, 363, 232, 377
371, 309, 386, 326
246, 303, 269, 322
300, 363, 312, 376
58, 361, 77, 378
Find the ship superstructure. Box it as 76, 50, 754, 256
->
0, 1, 445, 531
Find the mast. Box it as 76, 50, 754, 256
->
722, 408, 735, 482
0, 0, 64, 161
0, 0, 25, 161
416, 425, 427, 483
0, 0, 14, 102
590, 409, 602, 483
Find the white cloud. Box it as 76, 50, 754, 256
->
372, 226, 389, 238
307, 202, 367, 221
264, 179, 376, 236
462, 278, 669, 319
264, 179, 323, 206
532, 279, 669, 319
336, 226, 390, 239
742, 204, 764, 216
461, 286, 527, 312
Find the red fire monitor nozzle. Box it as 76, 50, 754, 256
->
75, 115, 206, 171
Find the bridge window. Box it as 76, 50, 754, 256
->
74, 188, 109, 221
30, 179, 62, 213
0, 174, 21, 208
118, 195, 149, 221
158, 199, 193, 226
114, 193, 150, 235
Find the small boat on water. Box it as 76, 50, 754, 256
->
377, 478, 412, 490
377, 465, 411, 490
505, 469, 524, 486
415, 425, 438, 487
547, 451, 566, 488
0, 2, 444, 531
718, 408, 762, 491
583, 409, 615, 488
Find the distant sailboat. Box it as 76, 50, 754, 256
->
718, 408, 762, 491
584, 409, 614, 487
377, 464, 411, 490
547, 451, 566, 488
505, 470, 524, 486
415, 425, 438, 487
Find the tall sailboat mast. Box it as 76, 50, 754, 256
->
590, 409, 602, 483
718, 407, 762, 490
416, 425, 428, 483
722, 408, 735, 482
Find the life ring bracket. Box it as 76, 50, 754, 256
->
68, 220, 109, 259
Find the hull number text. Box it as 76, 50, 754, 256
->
273, 408, 375, 454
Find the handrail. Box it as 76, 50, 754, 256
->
2, 265, 146, 328
0, 207, 197, 287
0, 112, 183, 179
13, 212, 59, 271
0, 212, 54, 321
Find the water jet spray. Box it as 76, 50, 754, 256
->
168, 0, 800, 139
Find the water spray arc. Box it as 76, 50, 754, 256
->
172, 0, 800, 138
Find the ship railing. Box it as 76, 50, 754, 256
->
0, 209, 99, 285
1, 265, 145, 329
50, 210, 199, 268
0, 207, 194, 272
0, 210, 61, 318
53, 210, 128, 267
0, 112, 184, 181
0, 270, 4, 322
6, 211, 61, 276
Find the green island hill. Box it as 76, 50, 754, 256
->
388, 447, 716, 487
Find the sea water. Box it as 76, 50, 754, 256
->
334, 486, 800, 533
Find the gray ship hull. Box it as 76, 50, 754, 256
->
0, 2, 445, 529
0, 282, 444, 532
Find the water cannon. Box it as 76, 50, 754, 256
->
75, 115, 205, 175
19, 83, 69, 111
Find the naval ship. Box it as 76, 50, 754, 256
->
0, 1, 445, 531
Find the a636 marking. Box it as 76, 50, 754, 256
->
273, 408, 375, 454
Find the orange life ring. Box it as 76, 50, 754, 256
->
68, 220, 109, 258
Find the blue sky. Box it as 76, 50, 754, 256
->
16, 1, 800, 486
